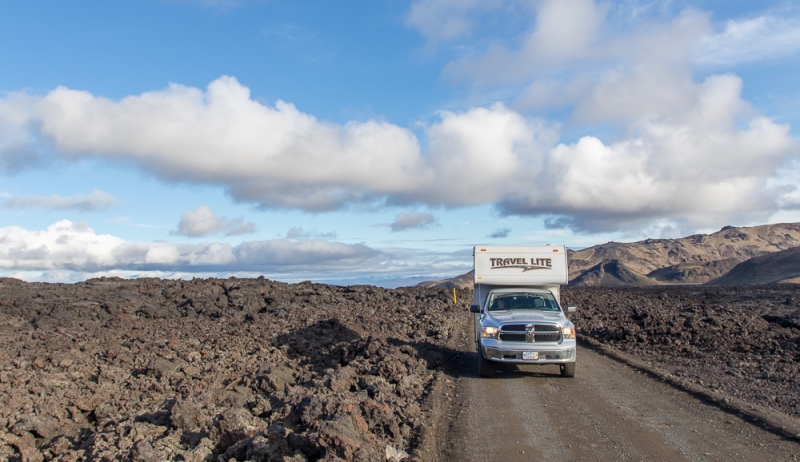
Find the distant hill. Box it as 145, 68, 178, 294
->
415, 271, 473, 289
646, 259, 740, 284
708, 246, 800, 286
416, 223, 800, 288
568, 223, 800, 286
568, 260, 653, 287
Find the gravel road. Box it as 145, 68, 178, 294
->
440, 345, 800, 461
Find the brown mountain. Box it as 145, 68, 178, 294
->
567, 259, 653, 287
708, 246, 800, 286
418, 223, 800, 288
646, 259, 741, 284
568, 223, 800, 286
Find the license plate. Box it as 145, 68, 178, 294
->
523, 351, 539, 360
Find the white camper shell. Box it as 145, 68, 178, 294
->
471, 245, 577, 377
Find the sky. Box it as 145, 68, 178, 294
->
1, 0, 799, 286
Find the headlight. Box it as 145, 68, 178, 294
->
562, 327, 575, 339
481, 326, 498, 338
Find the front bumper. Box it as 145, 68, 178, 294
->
481, 340, 576, 364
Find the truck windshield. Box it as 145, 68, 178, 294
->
487, 293, 560, 312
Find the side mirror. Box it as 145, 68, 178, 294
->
469, 304, 482, 313
566, 305, 577, 313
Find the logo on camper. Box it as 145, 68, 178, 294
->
489, 257, 552, 272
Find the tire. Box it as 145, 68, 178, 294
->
560, 361, 576, 378
477, 343, 494, 378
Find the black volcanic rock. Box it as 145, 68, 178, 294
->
0, 277, 470, 461
562, 284, 800, 420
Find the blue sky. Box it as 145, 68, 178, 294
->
1, 0, 799, 286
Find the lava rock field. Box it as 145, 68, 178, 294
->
1, 277, 799, 461
0, 277, 469, 461
563, 285, 800, 420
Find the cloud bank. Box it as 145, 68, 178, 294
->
33, 77, 425, 212
1, 74, 794, 233
390, 212, 438, 232
0, 220, 472, 284
286, 227, 337, 239
0, 219, 379, 274
175, 205, 256, 237
4, 189, 117, 212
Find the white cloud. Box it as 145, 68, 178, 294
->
695, 15, 800, 65
0, 219, 379, 274
4, 189, 117, 212
442, 0, 614, 85
224, 218, 256, 236
420, 104, 557, 206
176, 205, 225, 236
404, 2, 799, 231
286, 227, 337, 239
498, 74, 797, 231
405, 0, 506, 42
34, 77, 425, 212
175, 205, 256, 237
390, 212, 438, 232
522, 0, 606, 61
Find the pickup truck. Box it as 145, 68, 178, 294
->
470, 246, 577, 377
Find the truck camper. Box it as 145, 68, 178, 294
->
470, 245, 578, 377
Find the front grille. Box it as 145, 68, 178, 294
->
497, 323, 562, 343
498, 333, 527, 342
502, 324, 527, 332
535, 333, 561, 342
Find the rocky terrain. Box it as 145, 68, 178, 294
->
2, 276, 800, 461
563, 284, 800, 420
0, 277, 469, 462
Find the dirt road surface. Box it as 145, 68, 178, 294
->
439, 345, 800, 461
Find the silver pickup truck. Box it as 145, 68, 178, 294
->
471, 288, 577, 377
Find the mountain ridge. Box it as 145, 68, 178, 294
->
415, 223, 800, 288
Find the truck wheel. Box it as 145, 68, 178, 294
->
478, 345, 494, 378
560, 362, 576, 378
